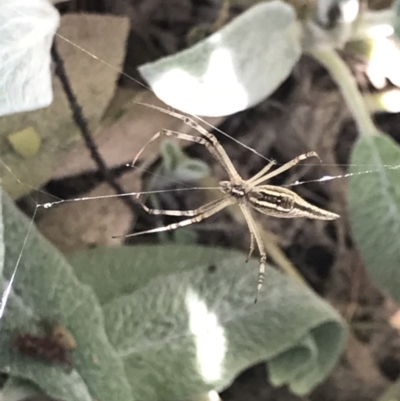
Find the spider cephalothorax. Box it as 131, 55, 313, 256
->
127, 102, 340, 302
219, 181, 247, 198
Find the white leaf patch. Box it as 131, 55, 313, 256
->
0, 0, 60, 116
139, 1, 302, 117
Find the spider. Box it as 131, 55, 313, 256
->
125, 102, 340, 302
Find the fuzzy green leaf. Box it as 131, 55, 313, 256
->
349, 134, 400, 302
394, 0, 400, 40
0, 189, 133, 401
0, 378, 43, 401
0, 0, 59, 116
159, 140, 211, 183
70, 245, 346, 399
139, 1, 302, 117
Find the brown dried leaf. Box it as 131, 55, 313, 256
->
0, 14, 129, 198
37, 169, 140, 253
52, 88, 225, 179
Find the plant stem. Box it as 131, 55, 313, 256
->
309, 48, 379, 137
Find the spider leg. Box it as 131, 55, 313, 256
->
239, 204, 267, 303
135, 102, 241, 180
132, 129, 237, 179
115, 196, 235, 239
245, 232, 255, 263
135, 195, 230, 217
249, 151, 321, 186
245, 160, 276, 185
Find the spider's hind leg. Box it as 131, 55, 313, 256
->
135, 195, 229, 217
246, 232, 255, 263
256, 253, 267, 303
117, 196, 235, 239
238, 204, 267, 303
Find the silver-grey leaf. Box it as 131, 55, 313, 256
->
70, 245, 346, 399
0, 0, 59, 116
139, 1, 302, 117
0, 189, 133, 401
349, 134, 400, 303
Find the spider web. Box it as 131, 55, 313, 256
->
1, 10, 400, 328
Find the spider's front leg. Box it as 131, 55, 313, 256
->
131, 128, 239, 180
250, 151, 321, 186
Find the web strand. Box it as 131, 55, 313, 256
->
53, 30, 400, 170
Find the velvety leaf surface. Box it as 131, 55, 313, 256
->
71, 245, 346, 399
0, 190, 133, 401
0, 0, 59, 116
349, 134, 400, 302
0, 377, 42, 401
394, 0, 400, 40
139, 1, 302, 117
